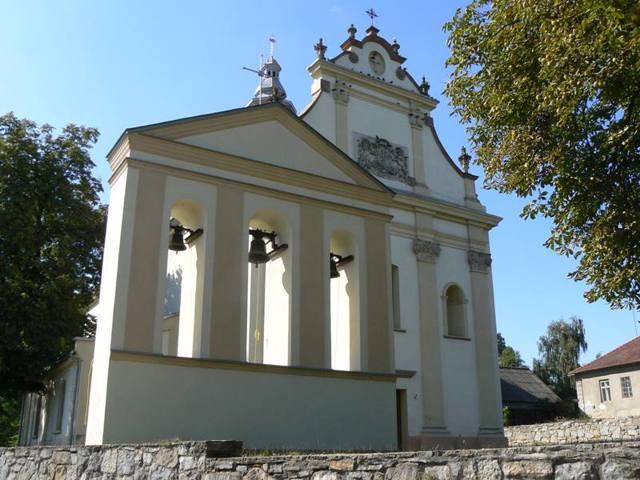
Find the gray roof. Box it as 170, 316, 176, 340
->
500, 367, 561, 409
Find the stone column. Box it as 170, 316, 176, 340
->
413, 238, 449, 436
297, 204, 330, 368
468, 249, 503, 435
209, 186, 246, 361
332, 80, 350, 154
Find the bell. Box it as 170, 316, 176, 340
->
169, 228, 186, 252
330, 256, 340, 279
249, 235, 270, 265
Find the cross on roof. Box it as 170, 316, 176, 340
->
365, 8, 378, 26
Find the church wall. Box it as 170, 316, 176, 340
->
421, 128, 466, 204
86, 167, 139, 445
180, 121, 354, 184
100, 353, 397, 450
390, 234, 423, 436
437, 244, 481, 437
301, 91, 336, 144
346, 97, 414, 180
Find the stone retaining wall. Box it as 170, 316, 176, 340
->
2, 441, 640, 480
505, 417, 640, 446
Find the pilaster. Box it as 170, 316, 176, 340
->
468, 249, 504, 436
409, 109, 428, 193
209, 186, 246, 361
413, 233, 449, 436
332, 80, 350, 153
298, 204, 330, 368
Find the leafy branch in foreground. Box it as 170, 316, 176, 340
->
445, 0, 640, 309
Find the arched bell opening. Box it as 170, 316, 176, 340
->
163, 200, 206, 358
329, 230, 360, 371
246, 209, 291, 366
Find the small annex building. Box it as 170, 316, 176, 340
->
19, 23, 504, 451
571, 336, 640, 419
500, 367, 561, 425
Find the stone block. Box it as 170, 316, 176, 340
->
554, 462, 597, 480
101, 449, 118, 474
601, 459, 640, 479
384, 463, 420, 480
330, 460, 355, 472
205, 473, 243, 480
502, 460, 553, 479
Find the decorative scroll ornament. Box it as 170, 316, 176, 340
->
413, 239, 441, 263
408, 109, 425, 129
354, 133, 416, 185
332, 80, 350, 104
468, 250, 492, 273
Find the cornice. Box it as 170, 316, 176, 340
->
308, 60, 439, 111
121, 157, 394, 222
390, 222, 488, 252
392, 192, 502, 230
125, 133, 394, 208
111, 349, 400, 382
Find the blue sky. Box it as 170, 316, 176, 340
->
1, 1, 636, 366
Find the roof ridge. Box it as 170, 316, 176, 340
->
571, 335, 640, 375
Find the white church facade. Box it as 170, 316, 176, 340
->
19, 24, 504, 451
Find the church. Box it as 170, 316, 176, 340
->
18, 22, 505, 451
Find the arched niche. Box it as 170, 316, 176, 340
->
164, 199, 206, 357
329, 229, 360, 371
246, 208, 291, 366
443, 283, 468, 338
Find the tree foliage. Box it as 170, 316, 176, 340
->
0, 113, 104, 444
497, 332, 525, 367
444, 0, 640, 309
533, 317, 588, 399
500, 346, 525, 368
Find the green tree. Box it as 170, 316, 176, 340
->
0, 113, 105, 445
533, 317, 588, 399
444, 1, 640, 309
496, 332, 525, 367
497, 332, 506, 355
500, 346, 525, 368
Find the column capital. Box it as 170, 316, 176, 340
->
409, 109, 426, 129
468, 250, 492, 273
413, 239, 440, 263
332, 80, 350, 105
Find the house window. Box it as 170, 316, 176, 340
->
391, 265, 401, 330
621, 376, 633, 398
599, 379, 612, 402
54, 379, 66, 433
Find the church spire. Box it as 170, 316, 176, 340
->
246, 37, 296, 113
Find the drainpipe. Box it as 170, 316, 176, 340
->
69, 354, 82, 446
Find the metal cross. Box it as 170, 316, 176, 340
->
365, 8, 378, 26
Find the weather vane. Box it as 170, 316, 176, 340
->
366, 8, 378, 26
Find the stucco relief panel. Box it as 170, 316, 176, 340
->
353, 132, 416, 186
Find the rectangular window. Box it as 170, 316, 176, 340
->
391, 265, 401, 330
621, 376, 633, 398
55, 379, 66, 433
599, 379, 612, 402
